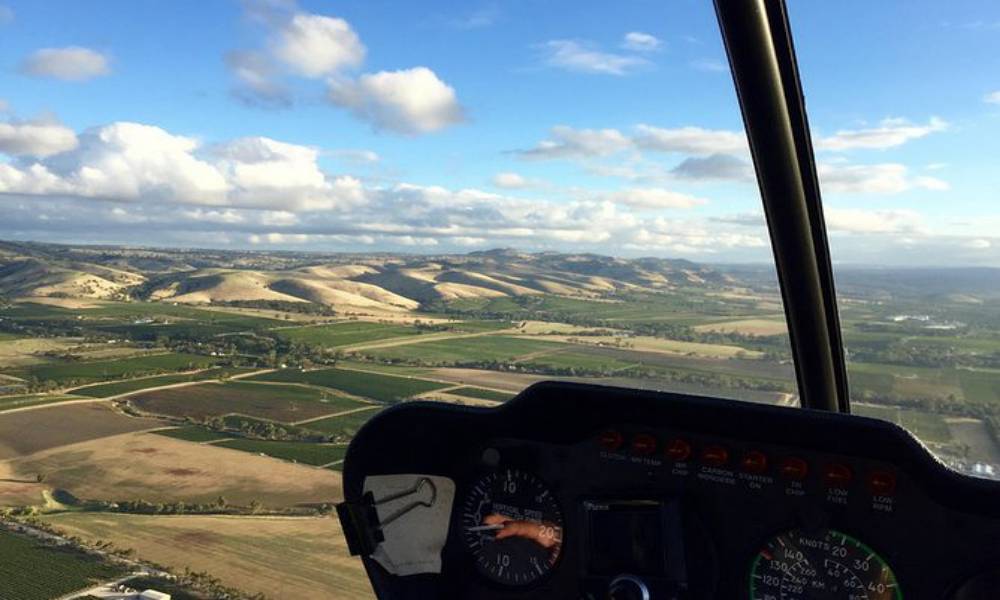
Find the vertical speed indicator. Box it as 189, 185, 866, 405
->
461, 469, 564, 586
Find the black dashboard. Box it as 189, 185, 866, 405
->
338, 382, 1000, 599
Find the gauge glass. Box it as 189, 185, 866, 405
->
461, 469, 564, 586
749, 528, 901, 600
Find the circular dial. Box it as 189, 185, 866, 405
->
749, 529, 901, 600
461, 469, 564, 586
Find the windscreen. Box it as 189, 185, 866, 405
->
787, 1, 1000, 477
0, 1, 795, 598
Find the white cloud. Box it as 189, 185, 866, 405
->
964, 238, 992, 249
492, 172, 530, 189
608, 188, 707, 210
519, 126, 632, 159
225, 50, 291, 108
213, 136, 347, 209
541, 40, 648, 75
334, 149, 380, 165
621, 32, 661, 52
671, 154, 753, 182
962, 238, 993, 250
328, 67, 464, 134
818, 162, 949, 194
690, 58, 726, 72
0, 118, 78, 157
634, 124, 748, 156
816, 117, 947, 151
20, 47, 111, 81
985, 91, 1000, 104
0, 121, 365, 211
444, 6, 500, 29
272, 13, 365, 77
824, 208, 925, 234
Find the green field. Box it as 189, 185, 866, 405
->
958, 369, 1000, 404
276, 321, 421, 347
447, 387, 515, 402
848, 361, 1000, 405
68, 366, 252, 397
362, 335, 565, 365
336, 360, 432, 376
153, 426, 231, 443
448, 320, 514, 332
13, 353, 217, 385
853, 403, 953, 445
0, 394, 80, 411
300, 408, 380, 438
449, 293, 753, 324
251, 368, 450, 402
899, 409, 953, 444
520, 348, 639, 373
130, 380, 352, 422
214, 438, 348, 466
0, 528, 126, 600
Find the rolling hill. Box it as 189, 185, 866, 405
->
0, 241, 733, 312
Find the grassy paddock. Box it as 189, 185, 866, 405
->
214, 438, 348, 466
14, 353, 216, 385
277, 321, 422, 347
251, 368, 449, 402
68, 366, 251, 397
446, 387, 515, 402
129, 381, 349, 422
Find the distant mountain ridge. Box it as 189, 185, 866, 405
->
0, 240, 732, 312
3, 240, 997, 310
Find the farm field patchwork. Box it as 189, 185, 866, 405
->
153, 425, 231, 443
0, 403, 164, 459
0, 528, 126, 600
446, 387, 515, 402
13, 352, 217, 385
129, 381, 352, 422
9, 432, 342, 507
42, 513, 374, 600
214, 438, 348, 466
252, 367, 450, 402
517, 334, 763, 359
361, 335, 567, 365
299, 408, 380, 438
68, 366, 253, 397
853, 403, 953, 445
0, 393, 81, 411
276, 321, 422, 346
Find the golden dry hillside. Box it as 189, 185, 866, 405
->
0, 241, 732, 312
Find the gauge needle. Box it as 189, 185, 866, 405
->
466, 524, 506, 532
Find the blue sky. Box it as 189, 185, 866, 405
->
0, 0, 998, 265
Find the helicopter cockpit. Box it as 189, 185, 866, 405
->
336, 2, 1000, 599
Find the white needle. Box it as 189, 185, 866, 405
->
466, 524, 505, 532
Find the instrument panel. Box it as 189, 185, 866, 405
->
339, 381, 1000, 599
